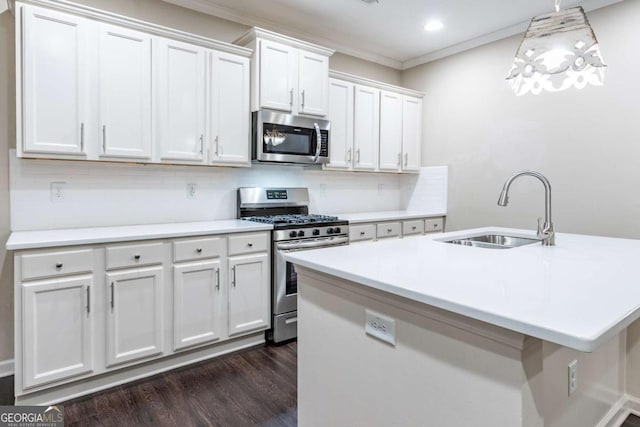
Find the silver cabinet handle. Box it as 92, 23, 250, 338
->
86, 286, 90, 314
247, 243, 253, 248
360, 231, 365, 236
200, 134, 204, 154
231, 266, 236, 287
356, 148, 361, 164
133, 254, 141, 261
214, 136, 219, 156
301, 90, 305, 108
215, 267, 220, 290
289, 88, 293, 107
196, 248, 202, 254
404, 152, 409, 167
347, 148, 352, 163
412, 226, 417, 230
110, 282, 114, 309
80, 122, 85, 152
387, 228, 393, 233
102, 125, 106, 153
55, 262, 63, 269
397, 152, 402, 167
313, 123, 321, 163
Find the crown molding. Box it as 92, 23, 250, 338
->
235, 27, 334, 57
329, 70, 424, 98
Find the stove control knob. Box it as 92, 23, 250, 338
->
297, 230, 305, 237
289, 231, 298, 238
313, 229, 320, 236
334, 227, 341, 234
327, 228, 334, 235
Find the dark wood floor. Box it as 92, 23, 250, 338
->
1, 342, 640, 426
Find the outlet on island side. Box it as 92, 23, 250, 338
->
568, 359, 578, 396
365, 309, 396, 346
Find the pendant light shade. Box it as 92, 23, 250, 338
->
506, 5, 606, 96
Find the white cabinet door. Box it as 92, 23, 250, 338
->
353, 85, 380, 171
259, 40, 296, 112
106, 266, 163, 367
22, 276, 93, 388
228, 253, 269, 337
379, 90, 403, 172
325, 78, 353, 170
156, 38, 206, 162
21, 6, 88, 156
210, 51, 250, 165
98, 24, 152, 159
402, 96, 423, 172
173, 260, 223, 351
298, 49, 328, 117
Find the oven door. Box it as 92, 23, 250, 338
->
273, 236, 349, 315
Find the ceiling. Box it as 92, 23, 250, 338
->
162, 0, 622, 70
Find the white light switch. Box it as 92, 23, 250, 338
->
365, 309, 396, 346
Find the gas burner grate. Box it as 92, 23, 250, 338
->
242, 214, 340, 225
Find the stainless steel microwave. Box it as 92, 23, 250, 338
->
252, 110, 330, 165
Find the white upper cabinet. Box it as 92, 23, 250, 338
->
326, 78, 354, 170
326, 71, 424, 174
235, 28, 333, 117
155, 38, 206, 163
21, 5, 89, 156
298, 50, 329, 116
209, 51, 251, 166
379, 90, 404, 172
98, 24, 153, 160
353, 84, 380, 171
402, 96, 423, 172
258, 40, 296, 112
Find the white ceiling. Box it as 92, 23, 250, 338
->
162, 0, 622, 70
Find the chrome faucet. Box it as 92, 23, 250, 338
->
497, 170, 555, 246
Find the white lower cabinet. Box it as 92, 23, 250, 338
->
105, 266, 164, 367
228, 253, 270, 336
173, 259, 223, 351
22, 276, 93, 389
15, 230, 270, 403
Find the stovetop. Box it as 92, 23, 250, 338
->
241, 214, 344, 227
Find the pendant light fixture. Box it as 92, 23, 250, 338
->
506, 0, 606, 96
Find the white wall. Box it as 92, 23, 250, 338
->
402, 0, 640, 240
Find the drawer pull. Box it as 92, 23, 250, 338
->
387, 228, 393, 233
55, 262, 63, 269
196, 248, 203, 254
412, 226, 417, 230
360, 231, 365, 236
133, 254, 141, 261
247, 243, 253, 248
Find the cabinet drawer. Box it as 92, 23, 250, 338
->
402, 220, 425, 236
350, 224, 375, 242
228, 232, 269, 256
377, 222, 401, 239
425, 218, 444, 233
21, 249, 93, 281
106, 242, 164, 270
173, 237, 224, 262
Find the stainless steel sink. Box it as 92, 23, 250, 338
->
441, 234, 540, 249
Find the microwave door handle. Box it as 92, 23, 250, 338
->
313, 123, 321, 163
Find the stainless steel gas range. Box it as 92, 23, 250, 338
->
238, 187, 349, 342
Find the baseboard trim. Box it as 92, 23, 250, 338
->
626, 394, 640, 416
596, 395, 630, 427
0, 360, 14, 378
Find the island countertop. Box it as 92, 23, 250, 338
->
284, 227, 640, 352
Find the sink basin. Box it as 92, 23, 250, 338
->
440, 233, 540, 249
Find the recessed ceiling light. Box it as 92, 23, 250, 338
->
361, 0, 379, 3
424, 20, 444, 32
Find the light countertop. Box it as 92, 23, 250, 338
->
335, 210, 446, 224
6, 220, 273, 250
284, 227, 640, 352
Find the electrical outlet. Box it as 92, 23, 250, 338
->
365, 309, 396, 346
377, 184, 385, 195
186, 183, 197, 199
568, 359, 578, 395
50, 182, 66, 203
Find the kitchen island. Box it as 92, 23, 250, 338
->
285, 227, 640, 427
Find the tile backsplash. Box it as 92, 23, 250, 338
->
9, 152, 447, 231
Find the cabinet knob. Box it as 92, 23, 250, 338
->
133, 254, 141, 261
412, 226, 417, 230
360, 231, 365, 236
247, 243, 253, 247
55, 262, 63, 269
196, 248, 203, 254
387, 228, 392, 233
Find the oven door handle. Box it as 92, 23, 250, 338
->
313, 122, 321, 163
276, 236, 349, 251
